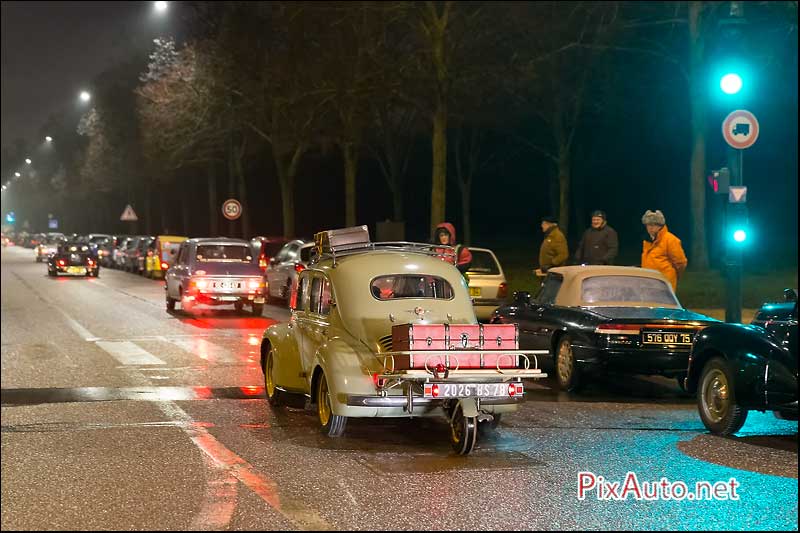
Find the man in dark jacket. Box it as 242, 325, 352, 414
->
575, 210, 619, 265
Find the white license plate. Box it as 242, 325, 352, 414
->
219, 296, 239, 302
67, 267, 86, 275
254, 297, 265, 304
423, 382, 523, 399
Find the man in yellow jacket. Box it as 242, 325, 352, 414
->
536, 215, 569, 276
641, 210, 687, 291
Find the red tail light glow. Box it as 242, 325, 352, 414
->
57, 259, 66, 266
87, 259, 95, 266
595, 324, 642, 335
248, 280, 262, 290
431, 384, 440, 397
497, 282, 508, 299
294, 263, 305, 273
161, 262, 168, 270
258, 254, 268, 271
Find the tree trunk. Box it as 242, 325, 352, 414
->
207, 165, 218, 236
159, 188, 168, 234
235, 144, 250, 239
180, 187, 190, 236
460, 183, 471, 246
343, 143, 358, 227
274, 144, 305, 239
688, 1, 709, 270
227, 138, 237, 238
557, 150, 571, 237
430, 101, 447, 233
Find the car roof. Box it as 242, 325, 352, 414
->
547, 265, 679, 308
188, 237, 249, 246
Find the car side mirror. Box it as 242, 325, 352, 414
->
514, 291, 531, 306
784, 288, 797, 302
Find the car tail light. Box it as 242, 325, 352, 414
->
57, 259, 66, 266
371, 373, 386, 388
431, 384, 439, 397
248, 279, 262, 290
161, 262, 168, 270
196, 279, 208, 290
258, 254, 268, 271
508, 383, 523, 397
595, 323, 642, 335
497, 282, 508, 299
87, 258, 95, 266
294, 263, 305, 273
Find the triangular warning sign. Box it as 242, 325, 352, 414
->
120, 204, 138, 221
728, 186, 747, 204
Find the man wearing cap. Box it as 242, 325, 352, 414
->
575, 210, 619, 265
535, 215, 569, 276
641, 209, 687, 291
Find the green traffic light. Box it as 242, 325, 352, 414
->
733, 229, 747, 243
720, 73, 743, 95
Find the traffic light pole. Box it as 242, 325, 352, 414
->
724, 147, 745, 323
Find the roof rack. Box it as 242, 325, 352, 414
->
310, 226, 456, 266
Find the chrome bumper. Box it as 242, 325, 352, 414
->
345, 395, 524, 407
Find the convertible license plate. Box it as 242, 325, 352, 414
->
469, 287, 481, 297
67, 266, 86, 275
641, 331, 694, 345
423, 382, 523, 398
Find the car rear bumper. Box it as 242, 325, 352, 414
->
573, 345, 690, 376
188, 292, 265, 305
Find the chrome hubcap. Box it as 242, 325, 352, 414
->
318, 376, 331, 427
702, 369, 729, 423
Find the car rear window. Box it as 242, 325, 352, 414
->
582, 276, 678, 305
161, 241, 182, 262
300, 246, 313, 263
467, 250, 500, 275
370, 275, 454, 300
196, 245, 252, 262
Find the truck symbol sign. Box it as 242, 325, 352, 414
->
732, 123, 750, 136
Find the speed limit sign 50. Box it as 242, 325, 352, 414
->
222, 199, 242, 221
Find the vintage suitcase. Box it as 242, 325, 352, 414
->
480, 323, 519, 368
391, 323, 449, 369
447, 324, 483, 368
314, 225, 370, 255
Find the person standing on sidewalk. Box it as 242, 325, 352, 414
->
535, 215, 569, 277
575, 210, 619, 265
641, 210, 687, 291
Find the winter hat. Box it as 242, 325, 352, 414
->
591, 210, 606, 219
541, 215, 558, 224
641, 210, 666, 226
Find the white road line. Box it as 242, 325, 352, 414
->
167, 338, 238, 364
96, 341, 166, 365
58, 309, 101, 342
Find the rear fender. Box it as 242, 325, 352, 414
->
313, 338, 380, 417
262, 323, 305, 392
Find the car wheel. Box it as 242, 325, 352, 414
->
166, 295, 176, 311
698, 357, 748, 435
449, 402, 478, 455
48, 269, 56, 277
252, 303, 264, 316
316, 371, 347, 437
556, 336, 582, 392
264, 346, 284, 407
234, 301, 244, 313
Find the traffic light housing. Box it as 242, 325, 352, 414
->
727, 204, 748, 245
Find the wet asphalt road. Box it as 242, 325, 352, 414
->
1, 245, 797, 531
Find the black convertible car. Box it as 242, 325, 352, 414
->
686, 288, 798, 435
47, 242, 100, 277
492, 266, 719, 391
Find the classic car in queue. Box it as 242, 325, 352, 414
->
260, 226, 548, 455
47, 242, 100, 277
491, 266, 719, 391
165, 238, 266, 315
686, 289, 798, 435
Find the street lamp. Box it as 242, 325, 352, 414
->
45, 136, 53, 143
79, 90, 91, 103
25, 158, 32, 165
14, 172, 21, 177
154, 1, 168, 13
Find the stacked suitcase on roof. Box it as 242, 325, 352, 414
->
390, 323, 519, 369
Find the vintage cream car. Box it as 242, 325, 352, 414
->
260, 226, 547, 454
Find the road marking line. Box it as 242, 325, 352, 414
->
59, 310, 101, 342
167, 338, 238, 364
96, 341, 166, 365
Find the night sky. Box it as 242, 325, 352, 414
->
1, 1, 172, 144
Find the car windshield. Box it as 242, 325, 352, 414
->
196, 244, 252, 262
582, 276, 678, 306
370, 275, 455, 300
467, 250, 500, 275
